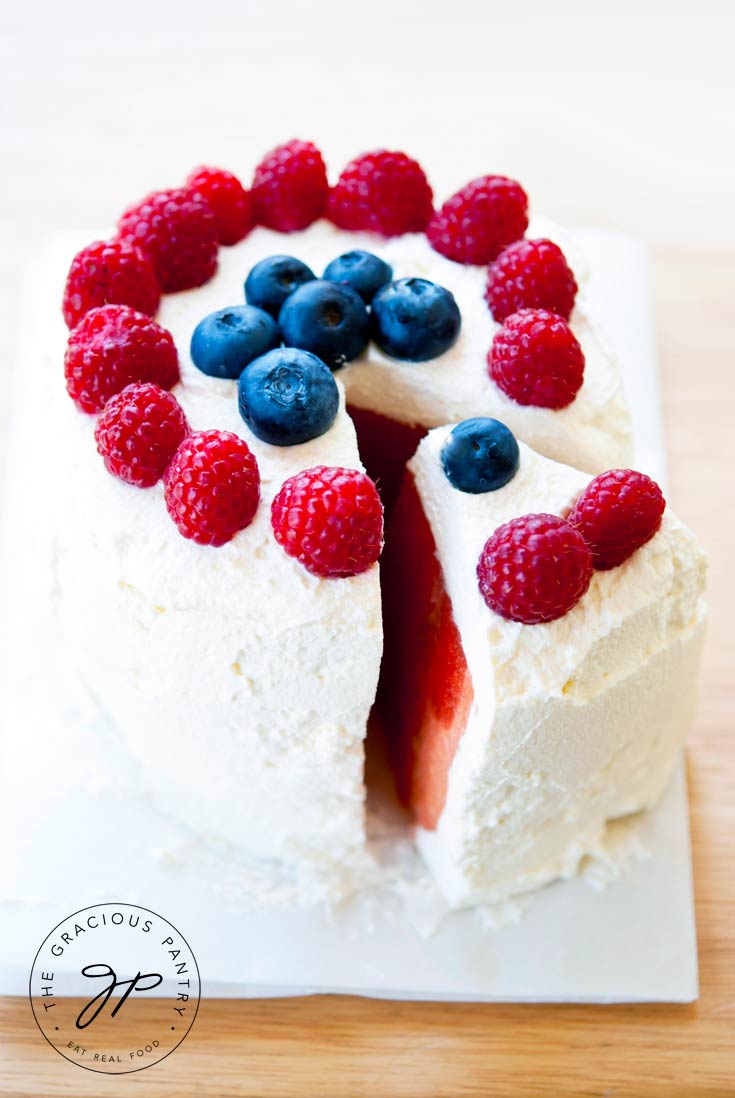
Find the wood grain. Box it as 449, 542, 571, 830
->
0, 249, 733, 1096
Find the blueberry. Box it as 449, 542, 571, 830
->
244, 255, 316, 318
323, 250, 393, 303
371, 278, 461, 362
440, 418, 520, 494
190, 305, 280, 379
279, 280, 370, 370
238, 347, 339, 446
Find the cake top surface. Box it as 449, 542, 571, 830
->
60, 141, 634, 563
156, 219, 631, 476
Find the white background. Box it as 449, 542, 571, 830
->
1, 0, 733, 290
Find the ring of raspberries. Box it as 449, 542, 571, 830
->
62, 139, 603, 571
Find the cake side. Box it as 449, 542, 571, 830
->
402, 430, 706, 907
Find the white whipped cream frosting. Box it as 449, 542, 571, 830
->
409, 430, 707, 907
165, 218, 632, 475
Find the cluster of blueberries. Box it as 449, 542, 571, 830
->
190, 250, 461, 446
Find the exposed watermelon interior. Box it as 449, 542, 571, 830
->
347, 405, 427, 510
375, 471, 474, 830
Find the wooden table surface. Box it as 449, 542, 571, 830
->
2, 4, 733, 1095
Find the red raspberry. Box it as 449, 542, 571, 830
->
477, 513, 593, 625
489, 308, 585, 409
328, 150, 434, 237
117, 188, 218, 292
251, 139, 329, 232
271, 466, 384, 578
62, 239, 160, 329
186, 166, 253, 246
485, 238, 578, 321
94, 383, 189, 488
164, 430, 260, 547
64, 305, 179, 414
427, 176, 528, 265
568, 469, 666, 571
